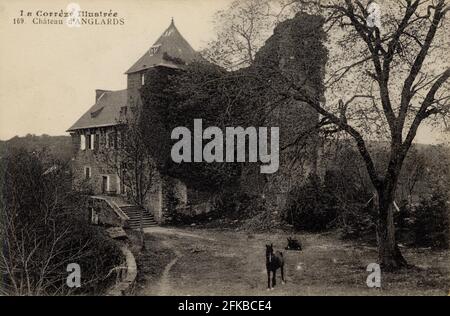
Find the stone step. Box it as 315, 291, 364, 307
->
121, 208, 150, 212
123, 212, 151, 216
119, 204, 158, 228
124, 214, 153, 219
123, 210, 151, 215
129, 223, 157, 227
121, 208, 153, 216
127, 215, 155, 219
127, 217, 156, 222
121, 206, 145, 211
127, 215, 155, 220
125, 213, 154, 219
128, 219, 157, 223
128, 222, 157, 229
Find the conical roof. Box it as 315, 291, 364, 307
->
125, 19, 200, 74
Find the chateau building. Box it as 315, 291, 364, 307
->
67, 20, 203, 224
67, 16, 321, 226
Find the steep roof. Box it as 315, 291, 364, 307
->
125, 19, 200, 74
67, 90, 127, 131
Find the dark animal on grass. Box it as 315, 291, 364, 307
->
285, 237, 302, 251
265, 244, 285, 290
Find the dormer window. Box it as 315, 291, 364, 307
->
90, 107, 104, 118
149, 44, 161, 55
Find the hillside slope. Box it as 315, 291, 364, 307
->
0, 134, 72, 161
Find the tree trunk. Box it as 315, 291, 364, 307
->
375, 194, 408, 271
139, 209, 145, 251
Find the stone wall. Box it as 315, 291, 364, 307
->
264, 99, 319, 211
71, 127, 122, 195
238, 13, 325, 212
90, 197, 126, 227
186, 188, 213, 214
127, 71, 144, 109
142, 171, 163, 222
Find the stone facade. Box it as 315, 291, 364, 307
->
68, 20, 208, 224
239, 13, 324, 212
71, 126, 122, 195
68, 15, 324, 223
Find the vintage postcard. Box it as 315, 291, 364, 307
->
0, 0, 449, 301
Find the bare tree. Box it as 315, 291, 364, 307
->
202, 0, 278, 70
207, 0, 449, 269
280, 0, 449, 269
202, 0, 324, 70
98, 106, 158, 248
0, 150, 120, 295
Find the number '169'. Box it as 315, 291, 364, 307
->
13, 18, 25, 24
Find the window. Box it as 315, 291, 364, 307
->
102, 175, 109, 194
150, 44, 160, 55
80, 134, 86, 150
99, 131, 106, 148
119, 130, 126, 149
86, 134, 91, 150
120, 163, 127, 195
85, 134, 96, 150
105, 134, 109, 149
90, 107, 104, 118
107, 132, 116, 149
141, 73, 145, 86
84, 166, 91, 179
90, 134, 95, 150
90, 207, 99, 225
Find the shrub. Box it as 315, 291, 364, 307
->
210, 188, 239, 217
412, 192, 449, 249
284, 169, 377, 237
284, 173, 337, 232
163, 181, 182, 224
338, 203, 377, 241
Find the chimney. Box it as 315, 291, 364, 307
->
95, 89, 110, 102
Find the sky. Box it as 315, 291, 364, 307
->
0, 0, 229, 140
0, 0, 448, 145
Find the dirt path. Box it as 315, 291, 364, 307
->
137, 227, 449, 296
143, 227, 216, 241
157, 240, 181, 295
140, 227, 217, 296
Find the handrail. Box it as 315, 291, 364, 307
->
91, 196, 130, 220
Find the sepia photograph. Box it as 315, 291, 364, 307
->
0, 0, 449, 301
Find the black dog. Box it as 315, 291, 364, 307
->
265, 244, 285, 290
285, 237, 302, 251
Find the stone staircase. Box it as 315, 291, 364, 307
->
120, 205, 158, 229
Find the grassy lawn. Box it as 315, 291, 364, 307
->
130, 227, 449, 296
